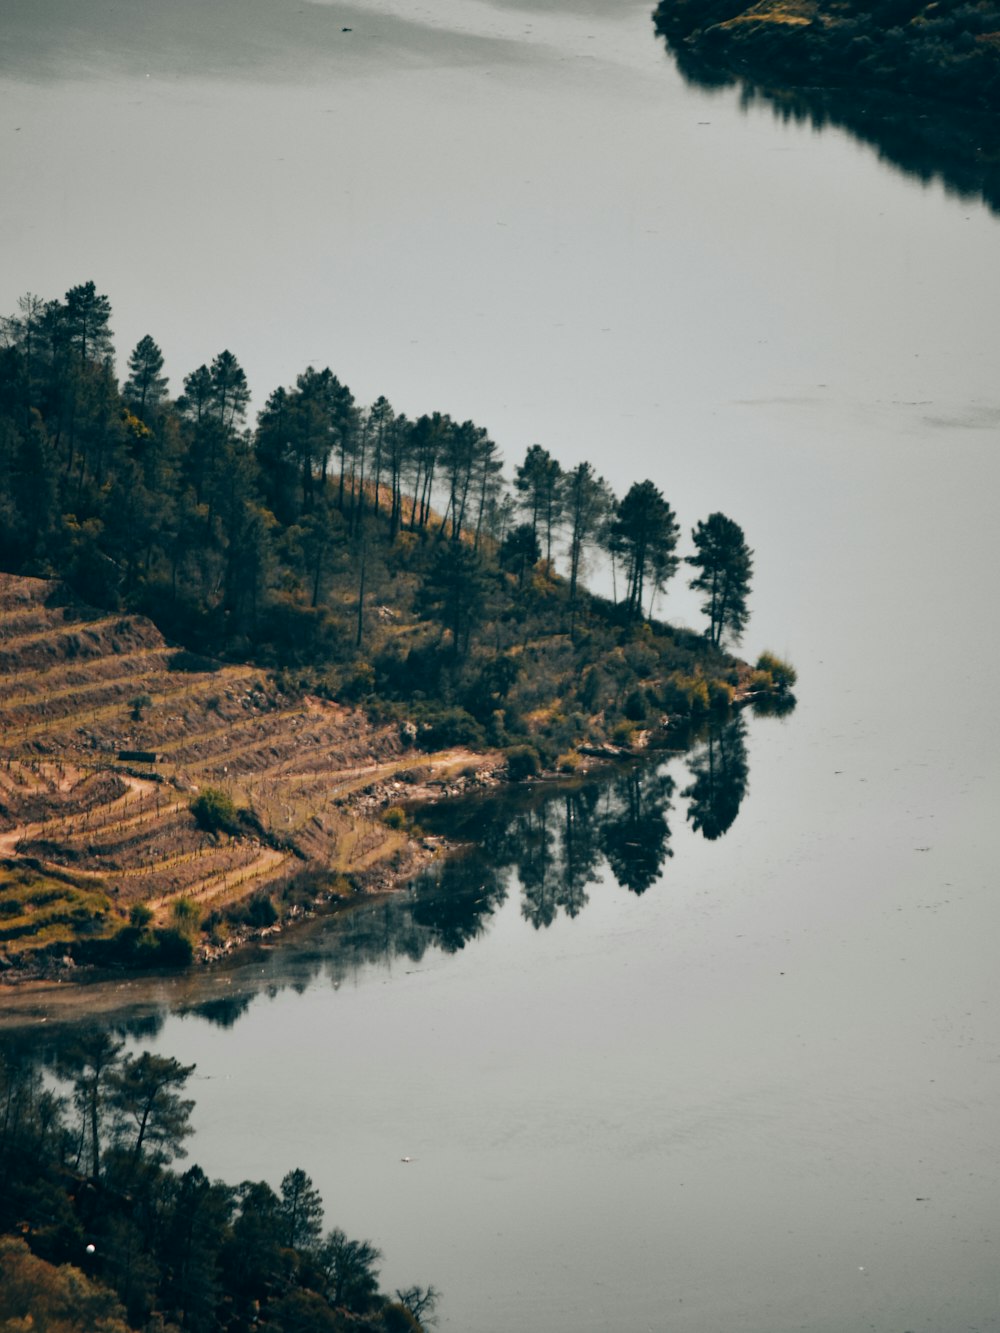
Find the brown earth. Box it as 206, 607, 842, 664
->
0, 574, 502, 978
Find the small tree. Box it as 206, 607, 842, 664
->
123, 334, 168, 417
395, 1284, 440, 1326
190, 787, 239, 835
108, 1051, 196, 1172
608, 480, 679, 618
316, 1228, 383, 1313
279, 1167, 325, 1251
687, 512, 753, 646
129, 692, 152, 721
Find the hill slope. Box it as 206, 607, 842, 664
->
0, 574, 494, 976
654, 0, 1000, 111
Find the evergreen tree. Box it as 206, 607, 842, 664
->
562, 461, 612, 629
417, 542, 491, 659
62, 281, 114, 367
279, 1168, 325, 1250
608, 480, 679, 618
55, 1028, 125, 1181
514, 444, 562, 567
209, 348, 250, 432
256, 384, 300, 524
687, 511, 753, 645
368, 395, 395, 517
108, 1051, 196, 1171
123, 334, 168, 417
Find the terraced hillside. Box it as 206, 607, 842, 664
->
0, 575, 491, 973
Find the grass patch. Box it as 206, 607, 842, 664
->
0, 862, 113, 951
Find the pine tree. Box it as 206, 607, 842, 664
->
279, 1168, 325, 1250
687, 511, 753, 645
608, 480, 679, 618
123, 334, 168, 417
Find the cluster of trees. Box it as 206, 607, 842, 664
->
0, 1031, 437, 1332
654, 0, 1000, 113
0, 284, 754, 679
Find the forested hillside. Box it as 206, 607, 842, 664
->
0, 283, 786, 767
0, 1035, 437, 1332
654, 0, 1000, 111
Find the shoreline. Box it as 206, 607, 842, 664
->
0, 705, 755, 1000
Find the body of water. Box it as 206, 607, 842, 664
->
2, 1, 998, 1329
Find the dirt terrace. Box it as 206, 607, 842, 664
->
0, 575, 495, 966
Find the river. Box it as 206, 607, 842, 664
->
1, 1, 999, 1329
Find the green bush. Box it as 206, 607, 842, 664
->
662, 672, 711, 716
611, 719, 636, 745
708, 678, 735, 710
230, 893, 279, 928
756, 651, 797, 692
171, 897, 202, 937
623, 688, 649, 722
190, 787, 240, 835
129, 692, 152, 721
415, 707, 486, 752
90, 923, 194, 970
382, 806, 407, 830
506, 745, 541, 781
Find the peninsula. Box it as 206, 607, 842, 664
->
0, 284, 794, 976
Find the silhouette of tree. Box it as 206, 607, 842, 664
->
123, 335, 168, 418
608, 480, 679, 618
683, 715, 750, 839
688, 511, 753, 645
280, 1167, 325, 1250
108, 1050, 196, 1171
600, 766, 674, 894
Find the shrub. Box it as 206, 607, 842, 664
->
708, 678, 735, 711
382, 806, 407, 830
756, 651, 797, 692
415, 707, 486, 752
611, 720, 636, 746
485, 709, 508, 747
129, 692, 152, 721
94, 923, 194, 970
623, 688, 649, 722
190, 787, 240, 835
171, 897, 202, 937
147, 927, 194, 967
506, 745, 541, 781
233, 894, 279, 928
662, 672, 711, 716
556, 751, 580, 773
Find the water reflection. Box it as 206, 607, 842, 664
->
0, 713, 763, 1039
682, 713, 749, 841
661, 42, 1000, 214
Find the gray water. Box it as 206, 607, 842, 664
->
2, 1, 999, 1329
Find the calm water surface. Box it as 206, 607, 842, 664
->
2, 1, 998, 1329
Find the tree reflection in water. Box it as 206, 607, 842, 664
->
664, 43, 1000, 215
682, 714, 750, 841
0, 714, 769, 1039
415, 709, 750, 937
